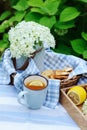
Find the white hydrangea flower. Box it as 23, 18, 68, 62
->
8, 21, 55, 58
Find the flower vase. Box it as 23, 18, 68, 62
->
12, 56, 29, 70
33, 48, 45, 72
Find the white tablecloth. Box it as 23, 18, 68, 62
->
0, 84, 80, 130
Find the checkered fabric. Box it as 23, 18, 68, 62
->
0, 48, 87, 108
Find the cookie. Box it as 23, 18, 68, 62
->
54, 70, 69, 76
54, 75, 68, 80
41, 69, 54, 79
63, 67, 73, 72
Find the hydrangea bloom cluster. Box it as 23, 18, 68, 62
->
8, 21, 55, 58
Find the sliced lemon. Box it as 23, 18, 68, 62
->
29, 80, 44, 87
67, 86, 87, 105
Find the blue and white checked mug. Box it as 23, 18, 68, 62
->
18, 75, 48, 109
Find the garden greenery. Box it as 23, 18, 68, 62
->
0, 0, 87, 59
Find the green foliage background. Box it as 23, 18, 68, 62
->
0, 0, 87, 60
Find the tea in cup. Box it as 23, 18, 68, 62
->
18, 75, 48, 109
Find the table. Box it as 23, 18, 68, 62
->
0, 84, 80, 130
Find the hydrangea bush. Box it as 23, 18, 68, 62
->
8, 21, 55, 58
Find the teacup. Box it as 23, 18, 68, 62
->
18, 75, 48, 109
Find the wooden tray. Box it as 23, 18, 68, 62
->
60, 84, 87, 130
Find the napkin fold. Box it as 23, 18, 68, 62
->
1, 48, 87, 108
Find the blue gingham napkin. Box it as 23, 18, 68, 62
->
1, 48, 87, 108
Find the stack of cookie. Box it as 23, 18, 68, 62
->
41, 67, 73, 80
41, 67, 81, 88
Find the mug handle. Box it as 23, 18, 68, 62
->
18, 91, 28, 107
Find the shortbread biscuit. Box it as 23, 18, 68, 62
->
54, 75, 68, 80
63, 67, 73, 72
54, 70, 69, 76
41, 69, 54, 79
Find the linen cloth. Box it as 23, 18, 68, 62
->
1, 48, 87, 108
0, 84, 80, 130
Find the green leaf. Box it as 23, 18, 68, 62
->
54, 20, 75, 29
0, 11, 11, 21
3, 33, 9, 42
81, 32, 87, 41
31, 8, 45, 14
41, 0, 60, 15
15, 11, 26, 22
0, 26, 5, 33
24, 12, 42, 22
83, 50, 87, 59
70, 39, 86, 54
10, 0, 18, 5
40, 16, 56, 28
78, 0, 87, 3
8, 16, 16, 25
28, 0, 43, 7
0, 21, 9, 33
30, 0, 60, 15
54, 43, 72, 55
0, 17, 16, 33
59, 7, 80, 22
0, 40, 9, 51
13, 0, 29, 11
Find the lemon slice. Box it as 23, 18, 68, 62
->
29, 80, 43, 87
67, 86, 87, 105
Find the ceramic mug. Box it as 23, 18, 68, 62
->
18, 75, 48, 109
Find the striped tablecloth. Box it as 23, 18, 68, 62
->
0, 84, 80, 130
